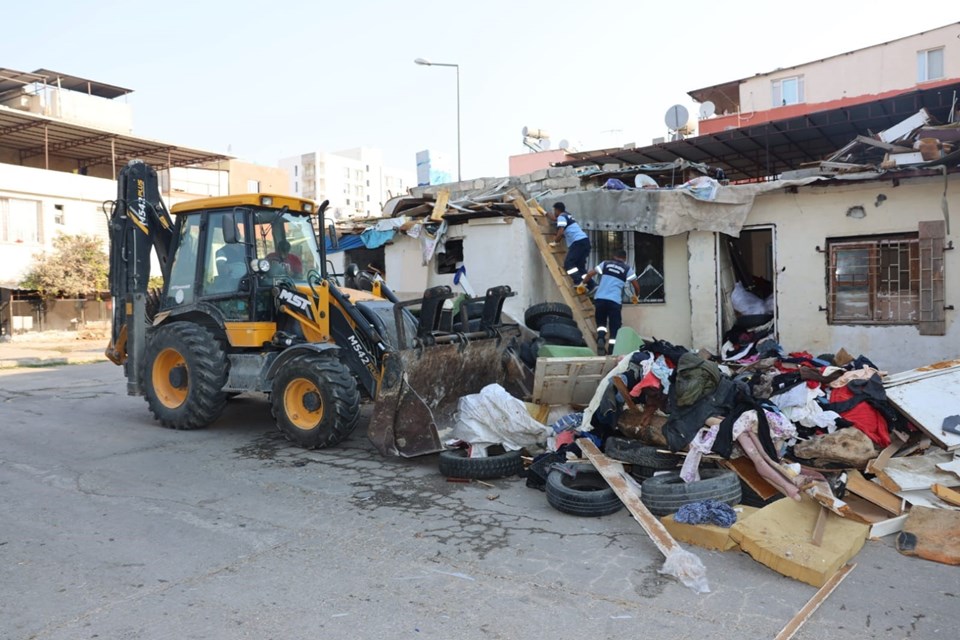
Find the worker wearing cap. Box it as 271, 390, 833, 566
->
577, 248, 639, 355
547, 202, 592, 288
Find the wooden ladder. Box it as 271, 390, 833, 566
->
512, 191, 598, 352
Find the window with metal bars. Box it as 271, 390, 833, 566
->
589, 231, 665, 303
827, 234, 920, 324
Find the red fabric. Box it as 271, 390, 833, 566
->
630, 371, 661, 396
829, 385, 891, 447
554, 431, 576, 447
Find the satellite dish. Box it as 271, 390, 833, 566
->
541, 139, 551, 150
559, 139, 570, 150
521, 125, 529, 137
665, 104, 690, 131
699, 100, 716, 119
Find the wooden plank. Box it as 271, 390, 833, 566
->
718, 456, 780, 501
773, 564, 856, 640
932, 483, 960, 507
577, 439, 680, 557
811, 505, 828, 546
611, 376, 639, 411
512, 190, 597, 351
844, 470, 904, 515
430, 189, 449, 221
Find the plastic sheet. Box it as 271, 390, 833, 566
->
450, 383, 553, 455
659, 547, 711, 594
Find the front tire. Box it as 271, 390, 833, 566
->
271, 352, 361, 449
142, 323, 228, 430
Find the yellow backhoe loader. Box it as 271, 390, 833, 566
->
105, 160, 516, 456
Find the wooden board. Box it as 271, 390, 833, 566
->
532, 355, 619, 406
883, 361, 960, 451
932, 483, 960, 507
844, 470, 904, 515
718, 456, 781, 501
896, 506, 960, 565
512, 191, 598, 351
873, 450, 960, 492
774, 564, 856, 640
577, 439, 680, 557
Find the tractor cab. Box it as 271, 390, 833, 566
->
164, 194, 323, 323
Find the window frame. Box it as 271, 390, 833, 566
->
917, 47, 945, 82
826, 233, 920, 326
588, 230, 665, 303
771, 75, 805, 107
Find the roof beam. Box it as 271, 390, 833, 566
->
0, 120, 45, 137
80, 144, 174, 169
766, 121, 818, 163
18, 133, 116, 159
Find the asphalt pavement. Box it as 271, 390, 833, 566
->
0, 361, 955, 640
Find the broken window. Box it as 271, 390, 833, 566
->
917, 47, 944, 82
436, 238, 464, 274
827, 234, 921, 325
589, 231, 665, 303
771, 75, 804, 107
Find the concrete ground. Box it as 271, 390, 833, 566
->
0, 359, 955, 640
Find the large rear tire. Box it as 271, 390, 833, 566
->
142, 323, 228, 430
271, 352, 361, 449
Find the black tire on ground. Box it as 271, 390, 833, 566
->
271, 352, 361, 449
546, 463, 623, 517
628, 466, 658, 482
142, 323, 228, 430
739, 478, 785, 508
438, 447, 523, 479
604, 437, 679, 470
539, 322, 586, 347
524, 302, 573, 331
640, 469, 742, 517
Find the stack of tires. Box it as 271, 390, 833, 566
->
517, 302, 587, 368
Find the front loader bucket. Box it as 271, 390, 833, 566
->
368, 337, 509, 457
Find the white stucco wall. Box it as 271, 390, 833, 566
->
0, 164, 114, 288
621, 233, 693, 347
738, 23, 959, 111
737, 176, 959, 372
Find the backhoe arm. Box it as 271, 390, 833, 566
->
105, 160, 174, 394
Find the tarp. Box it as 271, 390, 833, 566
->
325, 233, 364, 254
540, 178, 822, 238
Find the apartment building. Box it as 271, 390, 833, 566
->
280, 147, 415, 219
690, 22, 960, 135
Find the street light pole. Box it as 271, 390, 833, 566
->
414, 58, 461, 183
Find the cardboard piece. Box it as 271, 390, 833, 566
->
661, 506, 758, 551
730, 497, 869, 587
896, 506, 960, 565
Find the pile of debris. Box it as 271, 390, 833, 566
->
782, 107, 960, 180
436, 299, 960, 630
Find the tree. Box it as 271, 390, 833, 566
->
20, 234, 109, 326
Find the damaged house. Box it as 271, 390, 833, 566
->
334, 23, 960, 374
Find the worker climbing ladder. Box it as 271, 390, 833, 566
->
512, 191, 598, 352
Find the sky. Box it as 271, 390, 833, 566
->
5, 1, 957, 179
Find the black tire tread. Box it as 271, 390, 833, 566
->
640, 469, 742, 517
438, 448, 523, 479
271, 352, 361, 449
142, 323, 228, 430
524, 302, 573, 330
539, 322, 586, 347
546, 464, 623, 517
604, 437, 679, 470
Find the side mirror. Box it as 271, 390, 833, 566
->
345, 263, 360, 279
327, 223, 339, 250
222, 211, 240, 244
